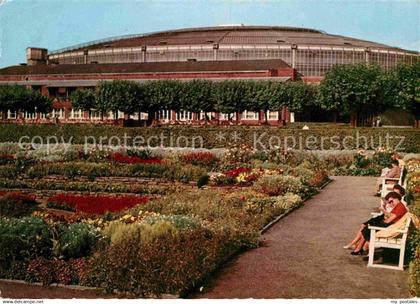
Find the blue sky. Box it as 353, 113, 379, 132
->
0, 0, 418, 68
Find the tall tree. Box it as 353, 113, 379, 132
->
0, 85, 51, 118
284, 81, 316, 113
179, 79, 215, 120
96, 80, 142, 120
26, 91, 52, 114
316, 63, 388, 127
388, 62, 420, 127
213, 80, 247, 122
144, 80, 182, 123
70, 89, 96, 117
244, 81, 280, 123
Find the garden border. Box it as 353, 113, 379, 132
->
261, 178, 332, 234
0, 180, 332, 298
0, 278, 100, 291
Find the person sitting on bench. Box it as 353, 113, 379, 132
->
375, 160, 401, 195
349, 192, 407, 255
343, 189, 407, 253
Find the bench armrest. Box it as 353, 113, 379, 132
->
368, 225, 407, 234
382, 177, 399, 183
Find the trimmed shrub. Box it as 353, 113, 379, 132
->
0, 260, 28, 280
143, 214, 200, 230
197, 174, 210, 188
138, 221, 178, 243
307, 170, 330, 188
70, 257, 93, 286
27, 257, 55, 285
0, 217, 53, 275
53, 258, 75, 285
372, 151, 393, 167
26, 258, 78, 286
89, 227, 222, 296
0, 125, 418, 152
102, 221, 143, 245
0, 192, 38, 217
59, 223, 104, 259
253, 175, 304, 196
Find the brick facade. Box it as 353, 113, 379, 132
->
0, 65, 294, 126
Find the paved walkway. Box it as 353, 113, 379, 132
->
192, 176, 409, 299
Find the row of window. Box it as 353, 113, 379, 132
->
48, 45, 418, 77
4, 110, 280, 121
159, 110, 280, 121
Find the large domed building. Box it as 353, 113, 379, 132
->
46, 25, 417, 77
0, 25, 418, 124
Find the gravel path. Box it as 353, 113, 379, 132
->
192, 176, 409, 299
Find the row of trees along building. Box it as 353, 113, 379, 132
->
0, 62, 418, 127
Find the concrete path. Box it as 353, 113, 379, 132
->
193, 176, 409, 299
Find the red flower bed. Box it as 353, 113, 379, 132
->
47, 194, 148, 215
0, 154, 15, 164
181, 152, 217, 166
111, 153, 162, 164
241, 173, 260, 184
224, 168, 252, 178
0, 154, 14, 159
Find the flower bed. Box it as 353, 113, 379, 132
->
0, 182, 312, 296
111, 152, 162, 164
0, 139, 339, 296
47, 194, 149, 215
0, 154, 14, 165
180, 152, 218, 168
405, 158, 420, 297
0, 192, 38, 217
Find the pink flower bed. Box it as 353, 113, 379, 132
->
48, 194, 149, 214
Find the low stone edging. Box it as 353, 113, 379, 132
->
0, 278, 101, 291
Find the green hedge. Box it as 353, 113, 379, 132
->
1, 124, 419, 152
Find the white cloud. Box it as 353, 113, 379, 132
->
0, 0, 13, 6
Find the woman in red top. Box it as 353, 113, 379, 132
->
351, 191, 407, 255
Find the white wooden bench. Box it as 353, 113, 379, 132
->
381, 165, 405, 198
367, 215, 411, 270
